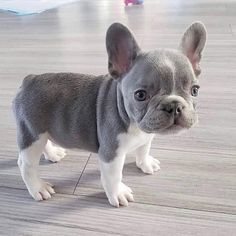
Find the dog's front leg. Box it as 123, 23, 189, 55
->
99, 155, 134, 207
135, 137, 160, 174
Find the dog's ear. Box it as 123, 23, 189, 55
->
106, 23, 140, 79
180, 22, 207, 76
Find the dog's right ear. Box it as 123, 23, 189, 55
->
106, 23, 140, 79
180, 22, 207, 76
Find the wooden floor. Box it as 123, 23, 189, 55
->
0, 0, 236, 235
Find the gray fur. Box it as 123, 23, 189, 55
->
13, 22, 206, 162
13, 73, 104, 152
120, 49, 199, 133
96, 78, 129, 161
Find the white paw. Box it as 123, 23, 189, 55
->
107, 182, 134, 208
44, 146, 66, 163
136, 155, 160, 174
28, 180, 55, 201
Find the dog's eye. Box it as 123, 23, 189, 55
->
134, 90, 147, 101
191, 85, 200, 97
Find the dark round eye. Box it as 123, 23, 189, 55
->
134, 90, 147, 101
191, 86, 199, 97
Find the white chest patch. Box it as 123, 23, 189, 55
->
117, 124, 154, 156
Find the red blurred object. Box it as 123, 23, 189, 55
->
124, 0, 144, 6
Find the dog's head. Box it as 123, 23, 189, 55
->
106, 22, 207, 134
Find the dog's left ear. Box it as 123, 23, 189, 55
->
180, 22, 207, 76
106, 23, 140, 79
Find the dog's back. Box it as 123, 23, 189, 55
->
13, 73, 104, 152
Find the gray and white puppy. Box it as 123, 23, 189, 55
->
13, 22, 207, 207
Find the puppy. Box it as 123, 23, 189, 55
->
13, 22, 207, 207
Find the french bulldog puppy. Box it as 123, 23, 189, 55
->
13, 22, 206, 207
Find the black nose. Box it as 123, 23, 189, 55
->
162, 101, 184, 116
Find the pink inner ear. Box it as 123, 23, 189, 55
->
187, 52, 201, 76
115, 51, 131, 74
114, 39, 133, 74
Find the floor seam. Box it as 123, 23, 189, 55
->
72, 153, 92, 195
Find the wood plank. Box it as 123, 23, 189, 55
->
0, 218, 113, 236
75, 151, 236, 214
0, 188, 236, 236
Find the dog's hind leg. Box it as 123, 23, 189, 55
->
43, 140, 66, 163
17, 133, 55, 201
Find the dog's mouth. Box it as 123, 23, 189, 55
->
138, 106, 198, 134
139, 116, 194, 134
159, 122, 185, 134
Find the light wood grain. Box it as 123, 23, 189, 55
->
0, 0, 236, 235
1, 188, 236, 236
75, 152, 236, 214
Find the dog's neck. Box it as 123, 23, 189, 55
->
116, 79, 130, 129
